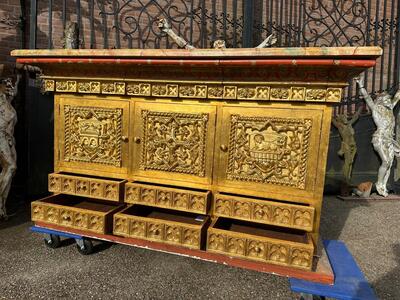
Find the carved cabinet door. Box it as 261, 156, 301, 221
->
131, 101, 217, 187
55, 96, 130, 178
215, 105, 324, 203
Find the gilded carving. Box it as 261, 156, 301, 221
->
179, 85, 207, 98
207, 86, 224, 99
78, 81, 100, 93
43, 79, 55, 92
223, 86, 237, 99
326, 88, 342, 101
140, 110, 208, 177
126, 83, 151, 96
130, 220, 146, 237
182, 228, 200, 247
31, 200, 110, 234
101, 82, 125, 94
306, 88, 326, 101
270, 87, 290, 100
63, 105, 123, 167
124, 182, 208, 214
226, 115, 312, 189
207, 227, 314, 269
56, 80, 76, 92
48, 173, 123, 202
213, 194, 315, 231
165, 225, 181, 243
42, 77, 342, 102
291, 87, 306, 100
113, 215, 129, 235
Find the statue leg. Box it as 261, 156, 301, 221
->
0, 143, 17, 218
344, 146, 356, 184
374, 141, 392, 197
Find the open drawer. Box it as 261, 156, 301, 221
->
125, 182, 210, 214
31, 194, 124, 234
113, 205, 209, 249
213, 193, 315, 232
48, 173, 126, 202
206, 217, 314, 270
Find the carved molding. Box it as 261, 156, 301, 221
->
213, 194, 314, 231
42, 78, 342, 102
125, 182, 209, 214
226, 115, 312, 189
140, 110, 209, 177
113, 210, 207, 249
63, 105, 123, 167
48, 173, 124, 202
207, 226, 314, 270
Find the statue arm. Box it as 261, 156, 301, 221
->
158, 18, 195, 50
355, 74, 375, 110
255, 33, 277, 48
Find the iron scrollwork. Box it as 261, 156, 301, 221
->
301, 0, 368, 46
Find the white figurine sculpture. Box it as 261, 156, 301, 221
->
356, 73, 400, 196
0, 73, 20, 219
158, 18, 277, 49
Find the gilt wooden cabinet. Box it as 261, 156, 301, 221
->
13, 47, 381, 271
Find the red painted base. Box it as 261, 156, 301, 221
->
35, 221, 334, 285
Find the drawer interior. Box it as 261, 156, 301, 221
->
122, 205, 207, 225
213, 217, 309, 244
39, 194, 120, 212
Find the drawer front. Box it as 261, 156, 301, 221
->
125, 182, 209, 214
113, 207, 209, 249
31, 195, 121, 234
214, 193, 314, 231
206, 219, 314, 270
55, 95, 130, 178
48, 173, 125, 202
131, 101, 217, 187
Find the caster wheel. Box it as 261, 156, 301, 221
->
76, 238, 94, 255
44, 234, 61, 249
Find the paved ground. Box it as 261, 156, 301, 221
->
0, 196, 399, 299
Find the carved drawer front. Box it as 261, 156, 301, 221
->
215, 105, 323, 203
125, 182, 210, 214
213, 193, 314, 232
56, 96, 130, 178
48, 173, 126, 202
113, 205, 209, 249
207, 218, 314, 270
31, 194, 124, 234
131, 101, 217, 187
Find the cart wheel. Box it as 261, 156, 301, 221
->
76, 238, 94, 255
44, 234, 61, 249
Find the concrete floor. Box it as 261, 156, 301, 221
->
0, 196, 399, 299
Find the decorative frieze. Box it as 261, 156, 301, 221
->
113, 206, 209, 249
207, 219, 314, 270
42, 78, 342, 102
48, 173, 125, 202
213, 194, 314, 231
125, 182, 209, 214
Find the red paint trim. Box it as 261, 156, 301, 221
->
34, 221, 334, 285
16, 57, 376, 68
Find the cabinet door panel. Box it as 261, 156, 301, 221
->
131, 101, 216, 186
56, 96, 129, 178
215, 105, 323, 202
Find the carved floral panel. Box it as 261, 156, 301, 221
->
63, 105, 123, 167
140, 110, 209, 177
226, 115, 312, 189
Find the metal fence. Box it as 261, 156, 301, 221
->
28, 0, 400, 111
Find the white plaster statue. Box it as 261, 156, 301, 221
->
158, 18, 277, 49
0, 73, 20, 219
356, 73, 400, 196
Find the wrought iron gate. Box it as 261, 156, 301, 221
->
29, 0, 400, 109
